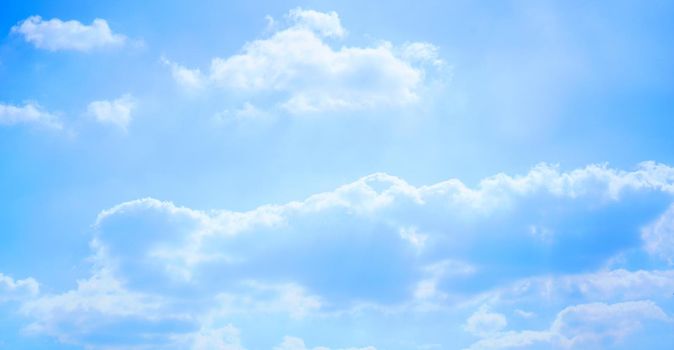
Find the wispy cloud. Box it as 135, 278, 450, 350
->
464, 301, 670, 350
0, 102, 62, 129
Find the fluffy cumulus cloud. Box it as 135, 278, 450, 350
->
163, 8, 445, 114
12, 162, 674, 349
87, 94, 136, 130
11, 16, 126, 51
0, 102, 62, 129
465, 301, 670, 350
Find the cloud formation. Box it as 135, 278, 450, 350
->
0, 273, 39, 303
11, 16, 126, 51
13, 162, 674, 349
87, 94, 136, 130
163, 8, 444, 114
483, 268, 674, 305
89, 161, 674, 295
465, 306, 508, 336
465, 301, 670, 350
0, 102, 62, 129
642, 204, 674, 264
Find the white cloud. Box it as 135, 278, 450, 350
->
486, 268, 674, 304
18, 238, 320, 348
465, 330, 555, 350
0, 273, 39, 303
274, 336, 376, 350
274, 336, 318, 350
181, 325, 245, 350
162, 57, 205, 90
164, 9, 443, 114
20, 267, 163, 343
16, 162, 674, 349
287, 8, 346, 38
400, 42, 445, 67
465, 301, 670, 350
642, 204, 674, 264
87, 94, 136, 130
551, 301, 670, 344
464, 305, 508, 336
18, 239, 170, 346
413, 259, 475, 307
399, 226, 429, 250
82, 163, 674, 309
12, 16, 126, 51
91, 162, 674, 283
0, 102, 62, 129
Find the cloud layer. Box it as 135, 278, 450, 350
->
3, 3, 674, 350
7, 162, 673, 349
465, 301, 670, 350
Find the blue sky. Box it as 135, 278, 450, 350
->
1, 1, 674, 349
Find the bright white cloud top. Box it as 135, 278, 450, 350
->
11, 16, 126, 51
164, 8, 444, 114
